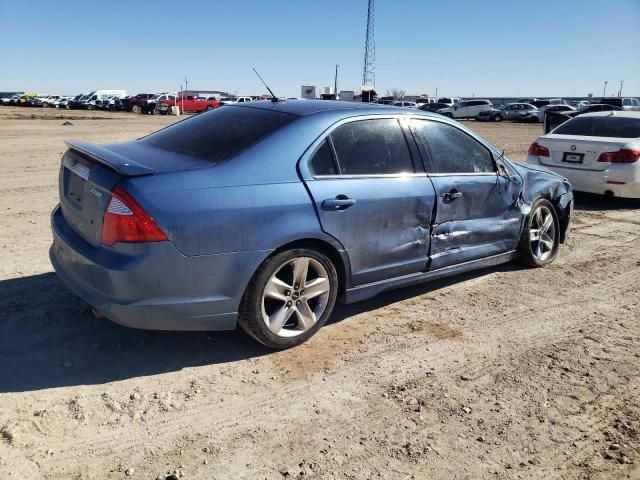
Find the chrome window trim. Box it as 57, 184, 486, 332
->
427, 172, 498, 178
309, 172, 428, 180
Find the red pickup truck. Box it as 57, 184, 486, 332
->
158, 95, 219, 114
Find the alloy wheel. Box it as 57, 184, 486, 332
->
529, 206, 556, 262
261, 257, 331, 338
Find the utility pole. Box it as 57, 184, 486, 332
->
435, 87, 438, 98
603, 80, 608, 98
362, 0, 375, 88
334, 64, 339, 100
185, 76, 188, 94
619, 80, 624, 97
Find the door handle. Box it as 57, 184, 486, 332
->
322, 195, 356, 211
441, 190, 463, 202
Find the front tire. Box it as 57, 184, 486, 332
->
493, 114, 503, 122
238, 249, 338, 349
517, 198, 560, 267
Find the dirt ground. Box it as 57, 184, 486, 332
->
0, 106, 638, 480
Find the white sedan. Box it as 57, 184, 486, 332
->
527, 111, 640, 198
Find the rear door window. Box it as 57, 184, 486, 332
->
410, 120, 495, 174
309, 139, 338, 176
553, 116, 640, 138
330, 119, 415, 175
142, 106, 297, 163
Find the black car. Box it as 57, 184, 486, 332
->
418, 102, 450, 112
568, 104, 623, 117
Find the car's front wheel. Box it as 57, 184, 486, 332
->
238, 249, 338, 349
517, 198, 560, 267
493, 114, 503, 122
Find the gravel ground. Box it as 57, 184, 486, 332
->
0, 106, 638, 479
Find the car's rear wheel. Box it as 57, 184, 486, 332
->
517, 198, 560, 267
132, 104, 141, 114
238, 249, 338, 349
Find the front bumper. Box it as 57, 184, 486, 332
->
50, 205, 267, 331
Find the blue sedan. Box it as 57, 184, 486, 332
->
50, 100, 573, 348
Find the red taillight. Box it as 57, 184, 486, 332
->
528, 142, 550, 157
597, 149, 640, 163
101, 187, 167, 246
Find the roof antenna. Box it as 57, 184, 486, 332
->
251, 67, 281, 102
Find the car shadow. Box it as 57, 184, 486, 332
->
0, 272, 270, 393
1, 262, 521, 393
572, 191, 640, 211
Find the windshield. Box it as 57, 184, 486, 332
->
553, 116, 640, 138
142, 106, 298, 163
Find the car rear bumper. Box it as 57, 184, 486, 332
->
50, 205, 268, 331
526, 155, 640, 199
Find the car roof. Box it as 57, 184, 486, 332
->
231, 99, 429, 117
579, 111, 640, 118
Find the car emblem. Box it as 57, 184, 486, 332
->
570, 145, 577, 151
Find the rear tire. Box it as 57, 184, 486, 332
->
132, 104, 141, 114
238, 248, 338, 349
517, 198, 560, 267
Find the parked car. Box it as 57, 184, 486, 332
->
42, 95, 62, 107
500, 103, 538, 121
418, 102, 451, 113
437, 97, 463, 106
218, 96, 239, 105
158, 94, 219, 114
1, 93, 24, 105
49, 100, 572, 349
437, 99, 493, 119
570, 100, 591, 109
122, 93, 155, 113
392, 101, 418, 108
523, 104, 576, 123
568, 103, 623, 117
16, 94, 37, 106
78, 90, 127, 110
415, 98, 436, 108
476, 105, 508, 122
53, 97, 71, 108
68, 93, 91, 109
599, 97, 640, 111
528, 111, 640, 198
531, 100, 551, 108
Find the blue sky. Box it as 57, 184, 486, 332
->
1, 0, 639, 98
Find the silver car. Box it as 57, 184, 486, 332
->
503, 103, 538, 120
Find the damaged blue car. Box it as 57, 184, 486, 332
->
50, 100, 573, 348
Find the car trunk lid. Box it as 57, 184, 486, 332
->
536, 135, 629, 171
59, 141, 211, 247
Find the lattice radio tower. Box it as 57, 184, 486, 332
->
362, 0, 375, 87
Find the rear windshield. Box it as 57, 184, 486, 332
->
142, 106, 297, 163
553, 116, 640, 138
